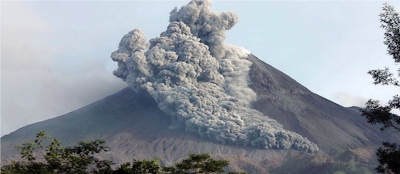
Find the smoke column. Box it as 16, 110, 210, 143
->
111, 0, 319, 152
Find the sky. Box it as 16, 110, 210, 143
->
2, 0, 400, 136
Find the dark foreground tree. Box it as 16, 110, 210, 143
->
1, 131, 114, 174
114, 153, 247, 174
1, 131, 248, 174
361, 3, 400, 174
375, 142, 400, 174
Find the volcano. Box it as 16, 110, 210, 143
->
2, 54, 397, 173
2, 0, 399, 173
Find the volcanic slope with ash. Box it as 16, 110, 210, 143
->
2, 53, 397, 161
2, 0, 399, 173
2, 54, 398, 173
110, 0, 317, 152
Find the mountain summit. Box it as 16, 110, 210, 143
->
1, 53, 398, 172
110, 0, 317, 152
2, 0, 399, 173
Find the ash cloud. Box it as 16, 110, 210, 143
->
169, 0, 237, 59
111, 0, 318, 152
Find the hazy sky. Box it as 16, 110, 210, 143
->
2, 1, 400, 136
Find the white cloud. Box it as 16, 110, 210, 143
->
333, 92, 367, 107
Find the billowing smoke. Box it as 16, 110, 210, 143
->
169, 0, 237, 59
111, 0, 319, 152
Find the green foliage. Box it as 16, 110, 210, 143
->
361, 3, 400, 174
1, 131, 114, 174
114, 153, 248, 174
113, 159, 161, 174
362, 2, 400, 132
170, 153, 228, 173
1, 131, 248, 174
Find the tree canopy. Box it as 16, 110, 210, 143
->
1, 131, 248, 174
361, 3, 400, 174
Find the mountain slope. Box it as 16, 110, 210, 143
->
1, 54, 396, 173
1, 85, 289, 161
248, 54, 395, 155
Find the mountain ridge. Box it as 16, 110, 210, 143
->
248, 54, 395, 155
2, 54, 397, 173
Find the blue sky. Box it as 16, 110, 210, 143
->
2, 1, 400, 136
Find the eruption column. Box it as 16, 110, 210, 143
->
111, 0, 319, 152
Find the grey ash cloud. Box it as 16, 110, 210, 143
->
111, 0, 319, 152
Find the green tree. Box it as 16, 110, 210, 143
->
361, 3, 400, 174
113, 159, 161, 174
1, 131, 249, 174
114, 153, 248, 174
1, 131, 113, 174
170, 153, 228, 173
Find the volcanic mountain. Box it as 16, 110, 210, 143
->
2, 54, 398, 173
2, 0, 399, 173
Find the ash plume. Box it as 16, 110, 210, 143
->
111, 0, 319, 152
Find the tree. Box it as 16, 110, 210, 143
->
113, 159, 161, 174
375, 142, 400, 174
1, 131, 248, 174
161, 153, 231, 174
1, 131, 114, 174
361, 3, 400, 174
112, 153, 248, 174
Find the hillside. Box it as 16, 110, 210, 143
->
2, 54, 396, 173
